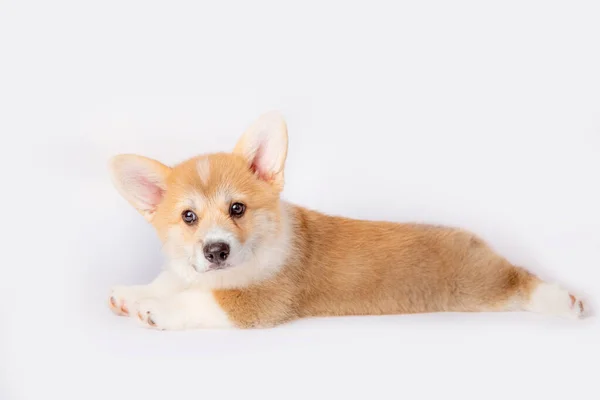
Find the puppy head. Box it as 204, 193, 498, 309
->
109, 112, 289, 282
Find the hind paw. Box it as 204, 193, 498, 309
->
568, 293, 585, 317
527, 283, 587, 319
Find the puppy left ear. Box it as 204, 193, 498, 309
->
108, 154, 172, 222
233, 111, 288, 191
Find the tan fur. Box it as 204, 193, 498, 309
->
214, 206, 540, 328
109, 112, 586, 329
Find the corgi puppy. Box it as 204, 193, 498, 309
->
108, 112, 587, 330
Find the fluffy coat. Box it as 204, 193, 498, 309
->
108, 112, 586, 330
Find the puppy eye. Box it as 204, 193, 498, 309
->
182, 210, 197, 225
229, 202, 246, 218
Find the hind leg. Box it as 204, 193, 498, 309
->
458, 259, 587, 319
443, 230, 587, 319
489, 265, 587, 319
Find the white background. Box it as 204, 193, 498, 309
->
1, 1, 599, 399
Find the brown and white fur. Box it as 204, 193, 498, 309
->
108, 112, 587, 330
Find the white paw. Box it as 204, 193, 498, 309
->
108, 285, 149, 317
528, 282, 587, 319
134, 298, 183, 330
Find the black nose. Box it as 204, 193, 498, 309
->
203, 241, 230, 264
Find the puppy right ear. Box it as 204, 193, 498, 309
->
108, 154, 172, 222
233, 111, 288, 191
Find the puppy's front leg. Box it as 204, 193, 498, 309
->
109, 270, 183, 317
134, 290, 233, 330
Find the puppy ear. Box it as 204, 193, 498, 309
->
233, 111, 288, 191
108, 154, 172, 222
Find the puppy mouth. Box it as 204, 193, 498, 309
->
192, 262, 232, 272
207, 263, 231, 271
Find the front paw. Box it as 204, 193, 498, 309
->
135, 298, 180, 330
108, 285, 146, 316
